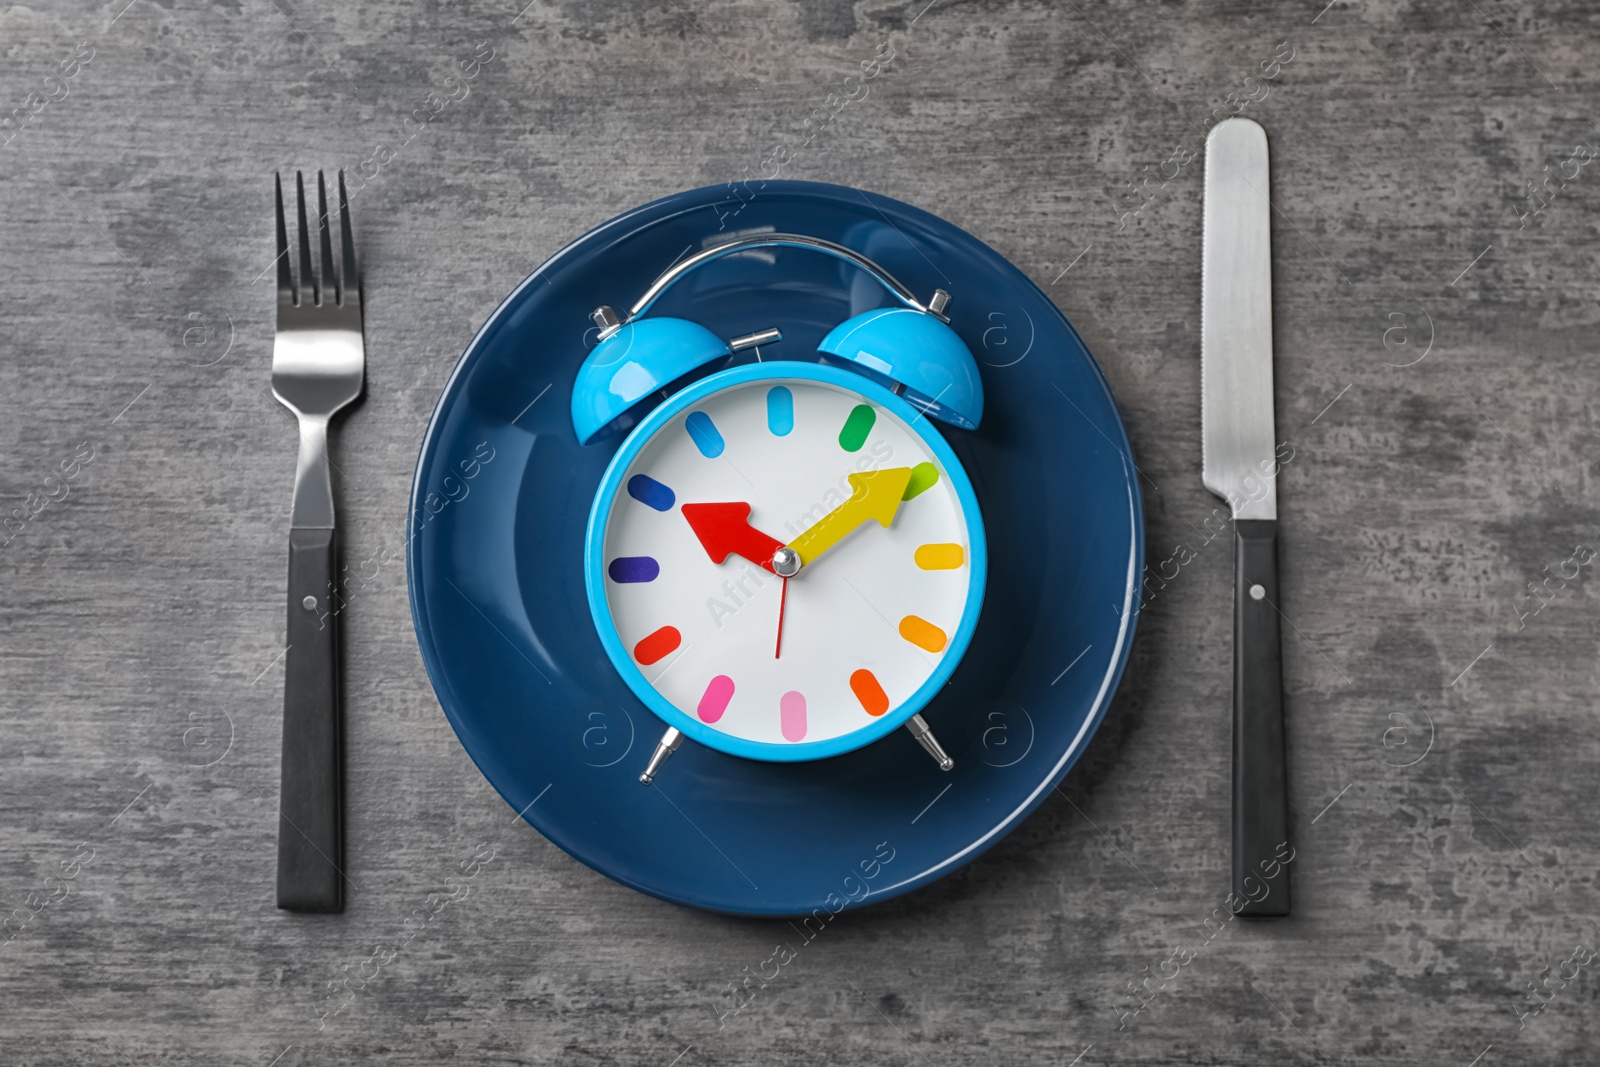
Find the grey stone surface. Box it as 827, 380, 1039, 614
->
1, 0, 1597, 1063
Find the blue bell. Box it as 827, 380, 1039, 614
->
817, 297, 983, 430
571, 313, 732, 445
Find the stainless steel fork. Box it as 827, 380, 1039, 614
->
272, 170, 363, 914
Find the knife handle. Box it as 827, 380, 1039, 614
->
1232, 519, 1289, 918
277, 526, 344, 913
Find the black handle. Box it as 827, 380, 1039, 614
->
277, 526, 344, 913
1232, 519, 1289, 917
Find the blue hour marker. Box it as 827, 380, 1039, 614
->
627, 474, 674, 511
767, 386, 794, 436
608, 556, 660, 583
685, 411, 725, 458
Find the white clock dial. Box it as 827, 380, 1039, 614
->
591, 371, 982, 756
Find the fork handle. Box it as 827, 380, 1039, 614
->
277, 526, 344, 913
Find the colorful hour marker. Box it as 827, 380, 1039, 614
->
780, 691, 807, 741
838, 404, 875, 452
698, 675, 735, 723
766, 386, 794, 436
634, 625, 681, 666
628, 474, 675, 511
849, 669, 889, 716
685, 411, 725, 458
608, 556, 660, 583
914, 543, 964, 570
903, 461, 940, 500
899, 615, 948, 653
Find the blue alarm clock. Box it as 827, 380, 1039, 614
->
571, 234, 988, 784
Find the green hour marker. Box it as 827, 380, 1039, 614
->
903, 461, 940, 500
838, 404, 875, 452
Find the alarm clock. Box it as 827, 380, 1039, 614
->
571, 234, 987, 784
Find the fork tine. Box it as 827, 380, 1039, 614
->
294, 170, 316, 307
337, 170, 359, 306
316, 171, 337, 307
275, 174, 294, 305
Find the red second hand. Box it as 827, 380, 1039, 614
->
774, 576, 789, 659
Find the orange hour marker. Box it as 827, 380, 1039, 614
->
849, 669, 889, 716
898, 615, 947, 653
633, 625, 681, 666
914, 543, 964, 570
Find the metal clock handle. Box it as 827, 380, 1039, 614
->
614, 233, 950, 333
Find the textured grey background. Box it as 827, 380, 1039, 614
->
1, 0, 1597, 1063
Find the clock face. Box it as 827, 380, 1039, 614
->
585, 363, 986, 761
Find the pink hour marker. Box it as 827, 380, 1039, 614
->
698, 675, 735, 723
779, 691, 807, 741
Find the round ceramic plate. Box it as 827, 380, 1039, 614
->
408, 180, 1143, 916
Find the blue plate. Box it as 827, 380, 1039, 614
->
407, 181, 1144, 916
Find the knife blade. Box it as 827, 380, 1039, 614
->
1202, 117, 1289, 918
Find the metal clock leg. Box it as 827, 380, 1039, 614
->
639, 726, 684, 784
906, 714, 954, 771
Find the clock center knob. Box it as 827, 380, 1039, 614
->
771, 547, 801, 577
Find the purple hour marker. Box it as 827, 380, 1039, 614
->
627, 474, 675, 512
607, 556, 660, 583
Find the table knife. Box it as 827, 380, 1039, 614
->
1202, 118, 1289, 918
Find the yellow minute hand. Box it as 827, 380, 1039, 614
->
786, 467, 914, 568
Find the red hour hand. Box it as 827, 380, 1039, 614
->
681, 502, 785, 573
